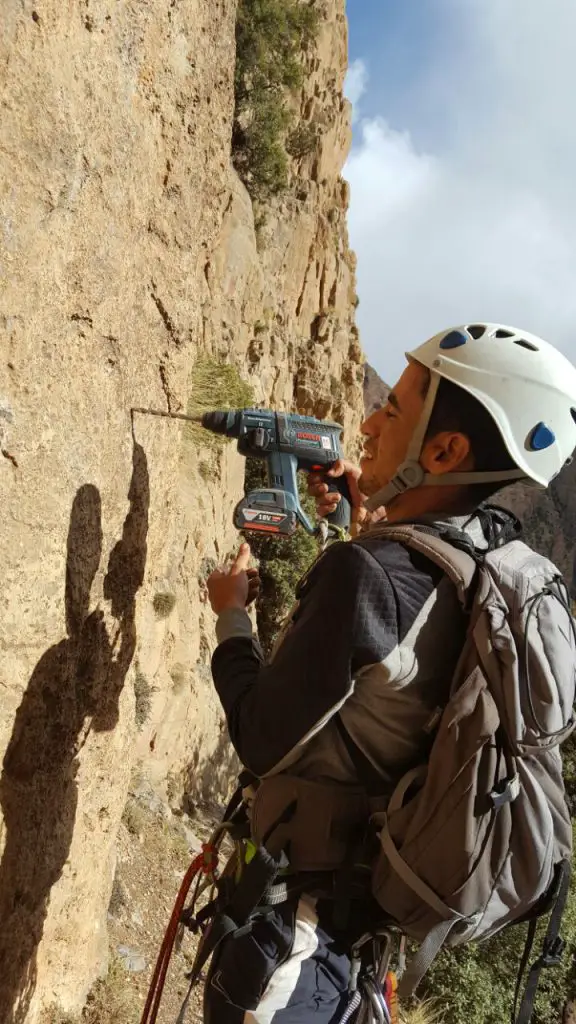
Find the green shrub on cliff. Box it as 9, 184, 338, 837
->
233, 0, 320, 199
422, 865, 576, 1024
244, 459, 319, 653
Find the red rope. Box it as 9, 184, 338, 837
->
140, 844, 217, 1024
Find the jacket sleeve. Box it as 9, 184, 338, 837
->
211, 541, 400, 777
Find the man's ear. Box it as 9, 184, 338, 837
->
421, 431, 472, 476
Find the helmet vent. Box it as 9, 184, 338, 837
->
495, 329, 514, 338
571, 408, 576, 425
528, 422, 556, 451
514, 338, 539, 352
440, 330, 468, 350
467, 324, 486, 339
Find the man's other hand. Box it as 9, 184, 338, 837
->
307, 460, 385, 529
207, 542, 258, 614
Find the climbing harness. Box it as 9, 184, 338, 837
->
337, 928, 404, 1024
140, 785, 407, 1024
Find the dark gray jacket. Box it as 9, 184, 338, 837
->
211, 515, 490, 787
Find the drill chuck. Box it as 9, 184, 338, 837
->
200, 410, 242, 438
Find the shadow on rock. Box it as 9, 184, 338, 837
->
183, 724, 241, 816
0, 442, 149, 1023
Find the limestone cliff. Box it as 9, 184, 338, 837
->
0, 1, 363, 1019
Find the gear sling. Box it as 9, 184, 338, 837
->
142, 522, 576, 1024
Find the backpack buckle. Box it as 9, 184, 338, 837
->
490, 774, 520, 808
541, 936, 565, 968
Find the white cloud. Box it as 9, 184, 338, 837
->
346, 0, 576, 385
344, 59, 368, 123
346, 119, 437, 231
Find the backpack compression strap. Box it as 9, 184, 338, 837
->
361, 524, 478, 606
513, 859, 572, 1024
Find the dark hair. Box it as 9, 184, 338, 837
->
425, 376, 517, 502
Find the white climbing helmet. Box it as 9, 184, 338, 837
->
365, 323, 576, 511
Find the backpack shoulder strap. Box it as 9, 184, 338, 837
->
364, 525, 478, 606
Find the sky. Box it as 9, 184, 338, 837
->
344, 0, 576, 385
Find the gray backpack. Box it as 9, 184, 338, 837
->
363, 524, 576, 1018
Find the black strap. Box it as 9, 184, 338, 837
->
335, 715, 388, 796
513, 859, 571, 1024
512, 919, 538, 1024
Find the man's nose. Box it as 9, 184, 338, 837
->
360, 409, 382, 436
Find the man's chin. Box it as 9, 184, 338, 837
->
358, 472, 386, 497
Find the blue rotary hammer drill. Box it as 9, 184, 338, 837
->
132, 405, 352, 537
199, 408, 352, 536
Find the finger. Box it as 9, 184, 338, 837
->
317, 495, 340, 514
231, 541, 251, 575
308, 481, 330, 498
326, 458, 362, 480
326, 459, 347, 478
246, 567, 259, 580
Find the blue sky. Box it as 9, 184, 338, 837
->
347, 1, 451, 142
344, 0, 576, 385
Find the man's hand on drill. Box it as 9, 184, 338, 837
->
307, 460, 386, 530
207, 542, 260, 614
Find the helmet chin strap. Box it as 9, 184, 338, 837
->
364, 372, 524, 513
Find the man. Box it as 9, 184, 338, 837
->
205, 323, 576, 1023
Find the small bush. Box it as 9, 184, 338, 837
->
83, 954, 137, 1024
121, 798, 147, 837
160, 818, 191, 862
40, 1009, 77, 1024
133, 669, 156, 728
41, 957, 138, 1024
152, 589, 176, 619
401, 1000, 445, 1024
183, 359, 254, 450
108, 876, 128, 918
233, 0, 320, 200
166, 769, 181, 805
286, 122, 319, 159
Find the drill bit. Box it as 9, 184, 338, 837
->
131, 407, 205, 424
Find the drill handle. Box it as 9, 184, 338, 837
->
268, 453, 315, 534
324, 474, 352, 532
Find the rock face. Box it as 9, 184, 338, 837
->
0, 1, 363, 1019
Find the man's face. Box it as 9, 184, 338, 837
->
359, 360, 429, 497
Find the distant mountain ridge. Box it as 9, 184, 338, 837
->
364, 363, 390, 416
